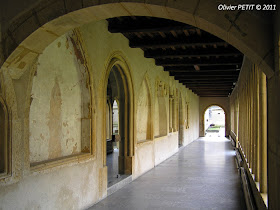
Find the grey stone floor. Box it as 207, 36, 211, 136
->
89, 137, 246, 210
107, 148, 119, 187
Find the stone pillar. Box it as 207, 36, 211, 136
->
259, 72, 267, 193
254, 68, 260, 182
172, 97, 176, 131
169, 96, 173, 132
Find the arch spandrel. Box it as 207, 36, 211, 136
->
0, 1, 274, 78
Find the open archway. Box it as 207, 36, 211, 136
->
204, 105, 225, 137
103, 53, 134, 186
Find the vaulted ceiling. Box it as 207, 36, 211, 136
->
107, 16, 243, 97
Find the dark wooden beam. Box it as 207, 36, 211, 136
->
109, 25, 195, 33
198, 95, 229, 97
144, 48, 242, 59
183, 81, 236, 84
176, 76, 238, 80
189, 87, 233, 90
170, 71, 240, 77
164, 65, 241, 71
156, 57, 243, 67
169, 70, 239, 74
194, 90, 231, 93
129, 34, 226, 49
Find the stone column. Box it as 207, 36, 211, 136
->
253, 68, 260, 182
259, 72, 267, 193
169, 96, 173, 132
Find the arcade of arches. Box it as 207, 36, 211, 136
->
0, 1, 280, 209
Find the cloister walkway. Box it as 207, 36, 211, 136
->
89, 137, 246, 210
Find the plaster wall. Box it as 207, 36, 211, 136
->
154, 133, 179, 166
0, 19, 200, 209
29, 34, 83, 163
184, 90, 200, 145
199, 97, 230, 137
134, 141, 154, 178
136, 79, 150, 141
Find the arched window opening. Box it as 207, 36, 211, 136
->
204, 105, 225, 137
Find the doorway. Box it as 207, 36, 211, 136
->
204, 105, 225, 137
105, 65, 132, 187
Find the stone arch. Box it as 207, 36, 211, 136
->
102, 52, 134, 174
0, 1, 274, 79
136, 75, 152, 142
202, 104, 227, 137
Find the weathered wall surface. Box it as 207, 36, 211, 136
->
199, 97, 230, 137
136, 78, 151, 141
184, 89, 200, 145
29, 34, 83, 163
0, 19, 200, 209
154, 133, 178, 166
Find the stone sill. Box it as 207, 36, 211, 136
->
238, 146, 268, 210
137, 139, 153, 145
154, 135, 168, 141
0, 172, 12, 181
30, 152, 93, 172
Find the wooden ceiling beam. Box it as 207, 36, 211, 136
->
178, 78, 237, 82
178, 76, 237, 79
170, 71, 240, 77
183, 82, 235, 85
168, 70, 239, 74
130, 40, 226, 49
108, 25, 195, 34
164, 65, 241, 71
190, 88, 232, 92
144, 48, 242, 59
156, 57, 242, 66
198, 95, 229, 97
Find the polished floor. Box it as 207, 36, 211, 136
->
107, 148, 119, 187
89, 137, 246, 210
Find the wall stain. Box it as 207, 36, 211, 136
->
18, 61, 26, 69
69, 36, 85, 64
72, 143, 78, 154
66, 138, 74, 147
65, 38, 69, 49
82, 146, 90, 153
47, 77, 62, 159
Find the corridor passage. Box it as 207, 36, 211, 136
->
89, 137, 246, 210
